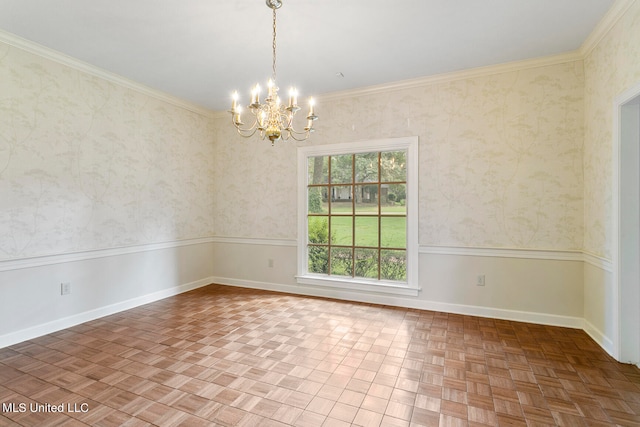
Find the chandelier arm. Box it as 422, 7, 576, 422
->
286, 131, 312, 142
235, 126, 259, 138
286, 126, 314, 135
237, 127, 261, 138
231, 116, 260, 135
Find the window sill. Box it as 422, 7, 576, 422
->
295, 274, 420, 297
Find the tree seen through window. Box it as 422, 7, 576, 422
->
307, 150, 407, 281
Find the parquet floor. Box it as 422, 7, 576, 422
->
1, 284, 639, 426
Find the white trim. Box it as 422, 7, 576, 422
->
210, 236, 296, 247
583, 318, 615, 358
297, 136, 420, 295
0, 277, 214, 349
0, 0, 626, 119
0, 237, 216, 272
612, 80, 640, 364
296, 275, 420, 297
3, 237, 609, 273
317, 52, 582, 104
583, 251, 614, 272
310, 0, 631, 106
211, 110, 228, 120
211, 276, 584, 330
612, 87, 622, 361
580, 0, 636, 57
0, 29, 214, 118
420, 245, 584, 262
298, 137, 420, 157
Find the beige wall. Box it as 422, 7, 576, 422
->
0, 39, 217, 347
210, 60, 587, 327
0, 41, 216, 261
3, 2, 640, 353
214, 61, 585, 251
584, 0, 640, 259
582, 0, 640, 355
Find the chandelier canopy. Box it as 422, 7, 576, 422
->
229, 0, 318, 144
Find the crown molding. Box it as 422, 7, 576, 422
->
311, 0, 633, 105
211, 110, 229, 120
580, 0, 636, 57
317, 51, 584, 104
0, 29, 215, 118
1, 1, 630, 117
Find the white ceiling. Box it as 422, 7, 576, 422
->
0, 0, 615, 112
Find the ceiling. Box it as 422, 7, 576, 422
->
0, 0, 615, 112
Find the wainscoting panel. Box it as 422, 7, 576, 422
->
210, 239, 585, 330
0, 240, 215, 348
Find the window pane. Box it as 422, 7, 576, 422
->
331, 185, 353, 213
308, 246, 328, 274
331, 247, 353, 276
330, 155, 352, 184
381, 151, 406, 182
355, 248, 378, 279
380, 250, 406, 281
355, 152, 378, 183
308, 187, 328, 214
381, 184, 406, 215
301, 137, 415, 288
308, 216, 328, 244
331, 216, 352, 246
380, 216, 406, 248
355, 217, 378, 247
308, 156, 328, 184
354, 184, 378, 208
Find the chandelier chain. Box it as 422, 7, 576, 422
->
272, 7, 277, 82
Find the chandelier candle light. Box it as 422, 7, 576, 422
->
229, 0, 318, 144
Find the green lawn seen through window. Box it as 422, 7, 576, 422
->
309, 215, 406, 248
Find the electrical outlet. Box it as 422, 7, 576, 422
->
268, 259, 274, 268
476, 275, 485, 286
61, 282, 72, 295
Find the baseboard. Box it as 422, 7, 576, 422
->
583, 319, 616, 359
0, 274, 605, 355
0, 277, 214, 349
209, 276, 584, 330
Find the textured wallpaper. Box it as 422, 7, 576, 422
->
211, 116, 298, 239
584, 0, 640, 259
0, 42, 216, 261
214, 61, 585, 251
1, 33, 593, 261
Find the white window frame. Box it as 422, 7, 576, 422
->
296, 136, 419, 296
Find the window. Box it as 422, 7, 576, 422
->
297, 137, 419, 296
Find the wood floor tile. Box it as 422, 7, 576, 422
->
1, 284, 639, 426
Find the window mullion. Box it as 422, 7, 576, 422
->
327, 155, 332, 275
351, 154, 356, 278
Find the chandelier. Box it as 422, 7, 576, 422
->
229, 0, 318, 144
